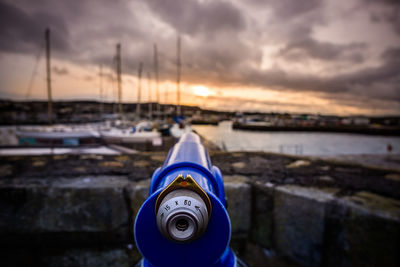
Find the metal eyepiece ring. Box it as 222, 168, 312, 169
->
167, 212, 197, 241
156, 189, 209, 242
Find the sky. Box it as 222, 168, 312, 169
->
0, 0, 399, 115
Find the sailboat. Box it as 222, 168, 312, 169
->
99, 45, 162, 146
16, 28, 101, 147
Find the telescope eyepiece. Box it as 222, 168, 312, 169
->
156, 189, 209, 242
176, 218, 189, 231
168, 213, 197, 241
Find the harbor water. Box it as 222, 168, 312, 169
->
193, 121, 400, 156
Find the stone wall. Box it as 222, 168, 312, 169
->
0, 152, 399, 266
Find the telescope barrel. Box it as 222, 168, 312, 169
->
134, 132, 243, 267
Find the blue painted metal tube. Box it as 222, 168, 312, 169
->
134, 132, 241, 267
149, 132, 225, 202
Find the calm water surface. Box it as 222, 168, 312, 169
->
192, 121, 400, 156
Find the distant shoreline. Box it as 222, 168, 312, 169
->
232, 122, 400, 136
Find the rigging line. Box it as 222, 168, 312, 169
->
25, 42, 44, 99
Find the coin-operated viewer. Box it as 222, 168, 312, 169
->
134, 132, 246, 267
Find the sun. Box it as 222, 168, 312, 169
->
192, 85, 213, 97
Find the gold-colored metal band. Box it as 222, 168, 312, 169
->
154, 174, 212, 217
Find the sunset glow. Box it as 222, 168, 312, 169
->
0, 0, 399, 115
192, 86, 213, 98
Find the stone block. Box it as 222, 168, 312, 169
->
2, 248, 37, 267
243, 242, 299, 267
250, 181, 275, 248
128, 179, 151, 220
0, 176, 132, 245
1, 245, 139, 267
230, 235, 248, 261
333, 191, 400, 267
223, 175, 251, 235
274, 185, 338, 267
42, 248, 138, 267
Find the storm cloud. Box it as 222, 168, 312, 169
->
0, 0, 399, 114
145, 0, 246, 36
277, 37, 366, 63
0, 1, 70, 53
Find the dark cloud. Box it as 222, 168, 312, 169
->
0, 1, 70, 54
367, 0, 400, 35
0, 0, 145, 68
145, 0, 245, 36
266, 0, 322, 19
277, 37, 366, 63
334, 47, 400, 101
235, 47, 400, 103
318, 89, 400, 114
365, 0, 400, 6
370, 11, 400, 35
153, 40, 398, 105
52, 66, 69, 76
354, 48, 400, 85
263, 0, 325, 40
249, 0, 322, 18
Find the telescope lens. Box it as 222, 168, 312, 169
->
176, 219, 189, 231
168, 214, 197, 241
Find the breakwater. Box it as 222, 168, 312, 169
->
233, 122, 400, 136
1, 152, 399, 266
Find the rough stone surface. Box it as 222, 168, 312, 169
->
333, 192, 400, 267
318, 175, 334, 183
274, 185, 339, 267
210, 152, 400, 200
286, 160, 311, 168
223, 175, 251, 234
42, 248, 138, 267
243, 243, 299, 267
0, 176, 132, 245
250, 181, 275, 249
1, 247, 139, 267
1, 152, 400, 266
385, 173, 400, 181
2, 152, 400, 199
232, 161, 246, 169
344, 191, 400, 221
229, 235, 249, 263
128, 179, 151, 220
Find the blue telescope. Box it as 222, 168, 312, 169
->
134, 132, 245, 267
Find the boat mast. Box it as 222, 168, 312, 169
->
147, 71, 152, 119
45, 28, 53, 124
116, 43, 123, 119
153, 44, 160, 120
176, 36, 181, 116
137, 62, 143, 121
164, 84, 168, 120
99, 64, 103, 118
